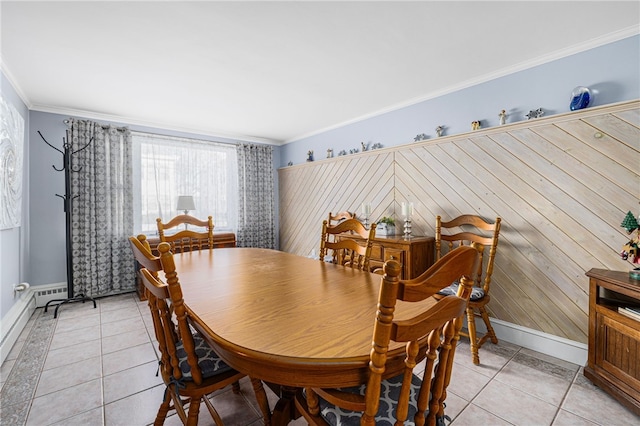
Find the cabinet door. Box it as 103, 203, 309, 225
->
596, 308, 640, 398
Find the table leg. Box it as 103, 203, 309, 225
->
270, 385, 299, 426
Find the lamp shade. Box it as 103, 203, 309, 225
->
176, 195, 195, 212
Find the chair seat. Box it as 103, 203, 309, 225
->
317, 374, 423, 425
438, 282, 485, 301
176, 333, 232, 380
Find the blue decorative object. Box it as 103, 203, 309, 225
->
570, 86, 592, 111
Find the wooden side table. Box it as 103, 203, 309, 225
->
584, 268, 640, 415
135, 232, 237, 300
337, 233, 434, 279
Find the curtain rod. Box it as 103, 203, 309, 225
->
131, 130, 238, 148
64, 118, 128, 132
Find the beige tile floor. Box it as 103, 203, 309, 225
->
1, 292, 638, 425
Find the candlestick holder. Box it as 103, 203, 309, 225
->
361, 203, 372, 229
403, 216, 412, 239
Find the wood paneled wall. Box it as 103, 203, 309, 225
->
278, 100, 640, 343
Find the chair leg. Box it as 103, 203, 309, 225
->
202, 395, 225, 425
250, 378, 272, 425
466, 307, 480, 365
306, 387, 320, 416
478, 306, 499, 344
186, 397, 202, 426
154, 388, 172, 426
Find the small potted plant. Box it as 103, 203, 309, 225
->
376, 216, 396, 236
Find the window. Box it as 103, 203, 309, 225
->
132, 132, 238, 235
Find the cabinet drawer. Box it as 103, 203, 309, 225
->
370, 243, 384, 262
384, 249, 404, 263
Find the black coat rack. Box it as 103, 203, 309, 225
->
39, 127, 96, 318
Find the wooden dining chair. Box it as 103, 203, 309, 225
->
156, 215, 214, 253
319, 218, 376, 270
327, 210, 356, 225
295, 245, 480, 425
435, 214, 502, 365
128, 235, 271, 426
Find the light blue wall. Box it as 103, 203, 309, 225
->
279, 35, 640, 168
1, 71, 30, 319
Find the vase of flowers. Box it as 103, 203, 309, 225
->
376, 217, 396, 236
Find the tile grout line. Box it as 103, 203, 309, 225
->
454, 344, 523, 425
449, 340, 522, 425
549, 367, 581, 426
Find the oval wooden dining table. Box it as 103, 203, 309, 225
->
173, 247, 437, 425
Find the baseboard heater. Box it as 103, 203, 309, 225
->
35, 286, 68, 307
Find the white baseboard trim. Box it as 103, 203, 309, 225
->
469, 317, 588, 366
0, 288, 37, 365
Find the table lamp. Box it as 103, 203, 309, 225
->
177, 196, 195, 215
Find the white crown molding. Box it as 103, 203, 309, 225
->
284, 26, 640, 144
0, 55, 33, 110
28, 103, 282, 146
1, 53, 279, 146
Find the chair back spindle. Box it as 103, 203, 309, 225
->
156, 215, 214, 253
319, 218, 376, 271
296, 245, 480, 425
435, 214, 502, 365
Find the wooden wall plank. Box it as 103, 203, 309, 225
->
278, 100, 640, 344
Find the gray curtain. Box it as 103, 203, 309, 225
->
236, 143, 275, 248
70, 119, 135, 297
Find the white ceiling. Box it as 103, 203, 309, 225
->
2, 1, 639, 144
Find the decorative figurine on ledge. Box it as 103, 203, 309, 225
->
414, 133, 428, 142
471, 120, 482, 131
526, 108, 544, 120
338, 150, 347, 156
307, 150, 314, 162
435, 126, 444, 137
371, 143, 383, 150
287, 161, 293, 166
570, 86, 592, 111
361, 141, 369, 151
326, 148, 333, 159
499, 110, 507, 125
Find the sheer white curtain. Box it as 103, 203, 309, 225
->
131, 133, 238, 234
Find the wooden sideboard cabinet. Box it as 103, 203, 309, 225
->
338, 233, 434, 279
136, 232, 237, 300
584, 268, 640, 415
